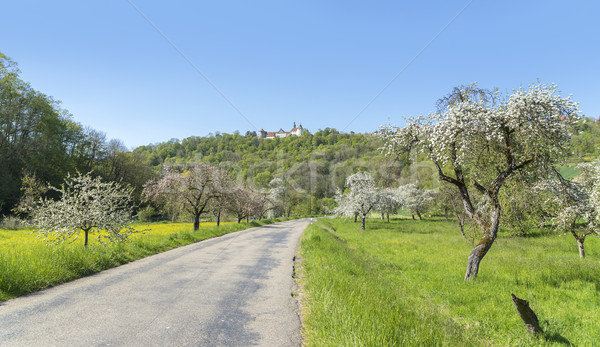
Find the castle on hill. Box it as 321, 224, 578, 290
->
258, 122, 306, 139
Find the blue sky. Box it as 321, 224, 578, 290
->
1, 1, 598, 149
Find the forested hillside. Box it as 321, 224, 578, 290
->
133, 129, 389, 216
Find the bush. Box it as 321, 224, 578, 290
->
0, 216, 23, 230
137, 206, 156, 222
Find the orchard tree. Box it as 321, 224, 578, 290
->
376, 188, 402, 222
143, 164, 223, 231
335, 171, 380, 230
250, 189, 273, 220
334, 187, 358, 222
228, 185, 257, 223
538, 162, 600, 258
380, 83, 579, 280
397, 183, 437, 220
31, 172, 136, 247
207, 169, 233, 227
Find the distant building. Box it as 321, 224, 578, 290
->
258, 122, 306, 139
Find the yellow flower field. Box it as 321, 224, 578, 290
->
0, 218, 287, 302
0, 221, 234, 250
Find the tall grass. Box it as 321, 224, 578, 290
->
298, 217, 600, 346
0, 218, 288, 301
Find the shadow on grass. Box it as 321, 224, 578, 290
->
507, 227, 557, 239
368, 220, 457, 235
544, 332, 571, 345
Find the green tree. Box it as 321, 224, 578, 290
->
12, 171, 48, 217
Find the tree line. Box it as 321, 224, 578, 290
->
0, 53, 152, 215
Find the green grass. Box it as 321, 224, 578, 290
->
0, 218, 290, 302
298, 217, 600, 346
559, 165, 579, 180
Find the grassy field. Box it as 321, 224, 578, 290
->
0, 218, 289, 302
559, 164, 579, 180
298, 217, 600, 346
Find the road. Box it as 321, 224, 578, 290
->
0, 218, 312, 346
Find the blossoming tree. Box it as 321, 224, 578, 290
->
31, 172, 136, 247
376, 188, 402, 222
397, 183, 437, 220
380, 83, 579, 280
143, 164, 224, 231
335, 171, 380, 230
538, 162, 600, 258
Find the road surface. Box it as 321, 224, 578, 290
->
0, 218, 312, 346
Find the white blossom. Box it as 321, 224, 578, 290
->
396, 183, 437, 220
379, 82, 580, 279
334, 171, 381, 229
31, 172, 137, 246
537, 161, 600, 258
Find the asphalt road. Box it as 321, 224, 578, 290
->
0, 218, 312, 346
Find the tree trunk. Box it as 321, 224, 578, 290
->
411, 215, 415, 220
511, 293, 542, 335
237, 217, 242, 224
577, 238, 585, 259
246, 216, 249, 223
381, 213, 384, 220
84, 228, 89, 247
416, 210, 422, 221
386, 213, 390, 223
216, 211, 221, 227
361, 217, 366, 230
464, 208, 500, 280
193, 213, 200, 231
354, 214, 357, 223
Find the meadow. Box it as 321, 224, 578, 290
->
298, 217, 600, 346
0, 218, 288, 301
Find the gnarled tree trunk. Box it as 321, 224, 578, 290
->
464, 207, 501, 280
